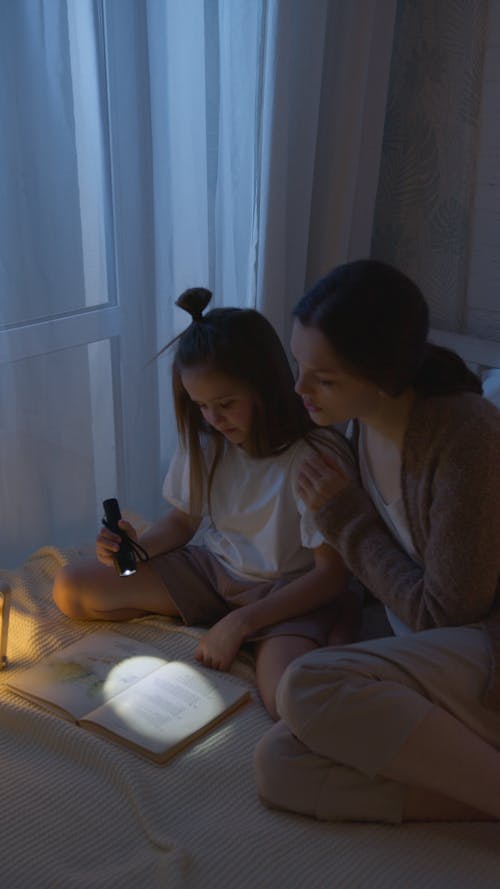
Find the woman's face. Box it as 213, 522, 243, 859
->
290, 320, 380, 426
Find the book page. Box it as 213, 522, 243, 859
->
81, 660, 249, 757
8, 631, 166, 720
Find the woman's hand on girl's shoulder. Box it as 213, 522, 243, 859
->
297, 452, 350, 512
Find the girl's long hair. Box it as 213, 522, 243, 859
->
166, 288, 312, 515
294, 260, 482, 398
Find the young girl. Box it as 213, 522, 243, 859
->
254, 259, 500, 819
53, 288, 357, 718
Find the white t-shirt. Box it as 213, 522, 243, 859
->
357, 424, 421, 636
163, 429, 354, 582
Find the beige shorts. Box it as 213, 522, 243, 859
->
148, 544, 340, 645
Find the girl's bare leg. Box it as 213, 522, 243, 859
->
383, 706, 500, 821
255, 589, 363, 720
255, 636, 318, 720
52, 557, 180, 621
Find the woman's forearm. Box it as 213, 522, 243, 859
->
316, 478, 500, 631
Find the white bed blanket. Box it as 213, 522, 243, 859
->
0, 545, 499, 889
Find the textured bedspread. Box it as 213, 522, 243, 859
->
0, 544, 499, 889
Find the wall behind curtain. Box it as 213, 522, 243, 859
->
465, 0, 500, 340
255, 0, 396, 347
371, 0, 489, 331
0, 0, 395, 568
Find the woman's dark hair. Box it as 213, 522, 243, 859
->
294, 260, 482, 398
170, 287, 312, 513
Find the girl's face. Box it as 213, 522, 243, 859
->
290, 320, 381, 426
181, 366, 256, 449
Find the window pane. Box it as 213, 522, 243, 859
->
0, 0, 112, 326
0, 339, 117, 567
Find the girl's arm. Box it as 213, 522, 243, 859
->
97, 508, 200, 566
236, 543, 348, 634
138, 508, 200, 557
194, 543, 349, 671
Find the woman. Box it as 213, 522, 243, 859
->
254, 259, 500, 822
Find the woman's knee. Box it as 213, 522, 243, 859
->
275, 647, 372, 736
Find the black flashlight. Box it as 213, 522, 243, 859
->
102, 498, 137, 576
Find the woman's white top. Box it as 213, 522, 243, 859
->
163, 430, 354, 582
358, 425, 420, 636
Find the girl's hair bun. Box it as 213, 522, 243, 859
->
176, 287, 212, 322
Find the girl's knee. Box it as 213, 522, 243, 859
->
255, 636, 318, 721
52, 564, 86, 618
257, 682, 279, 721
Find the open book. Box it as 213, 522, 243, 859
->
7, 630, 250, 763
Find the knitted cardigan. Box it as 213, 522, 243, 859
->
315, 392, 500, 708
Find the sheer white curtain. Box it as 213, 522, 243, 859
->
0, 0, 395, 568
0, 0, 121, 567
